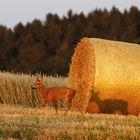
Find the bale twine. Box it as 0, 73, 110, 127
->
69, 38, 140, 115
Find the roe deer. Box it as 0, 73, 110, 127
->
32, 76, 76, 115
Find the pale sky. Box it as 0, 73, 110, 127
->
0, 0, 140, 28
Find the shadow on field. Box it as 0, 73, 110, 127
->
88, 91, 128, 115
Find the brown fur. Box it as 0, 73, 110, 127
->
32, 76, 76, 115
86, 101, 100, 113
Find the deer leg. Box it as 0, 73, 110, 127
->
64, 97, 72, 115
34, 99, 46, 113
37, 99, 46, 108
64, 104, 71, 115
53, 102, 58, 115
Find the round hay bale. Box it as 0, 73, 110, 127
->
69, 38, 140, 115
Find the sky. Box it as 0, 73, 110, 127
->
0, 0, 140, 28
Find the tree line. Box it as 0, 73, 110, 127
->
0, 6, 140, 76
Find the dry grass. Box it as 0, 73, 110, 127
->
0, 105, 140, 140
0, 71, 67, 107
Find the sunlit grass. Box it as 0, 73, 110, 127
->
0, 71, 140, 139
0, 71, 67, 107
0, 105, 140, 140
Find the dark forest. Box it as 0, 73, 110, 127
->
0, 6, 140, 76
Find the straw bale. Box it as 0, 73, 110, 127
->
69, 38, 140, 115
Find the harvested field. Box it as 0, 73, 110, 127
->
0, 105, 140, 140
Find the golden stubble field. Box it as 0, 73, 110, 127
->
0, 71, 140, 140
0, 105, 140, 140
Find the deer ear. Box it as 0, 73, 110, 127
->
36, 74, 39, 80
40, 75, 43, 81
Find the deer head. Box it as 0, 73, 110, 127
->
32, 75, 43, 89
